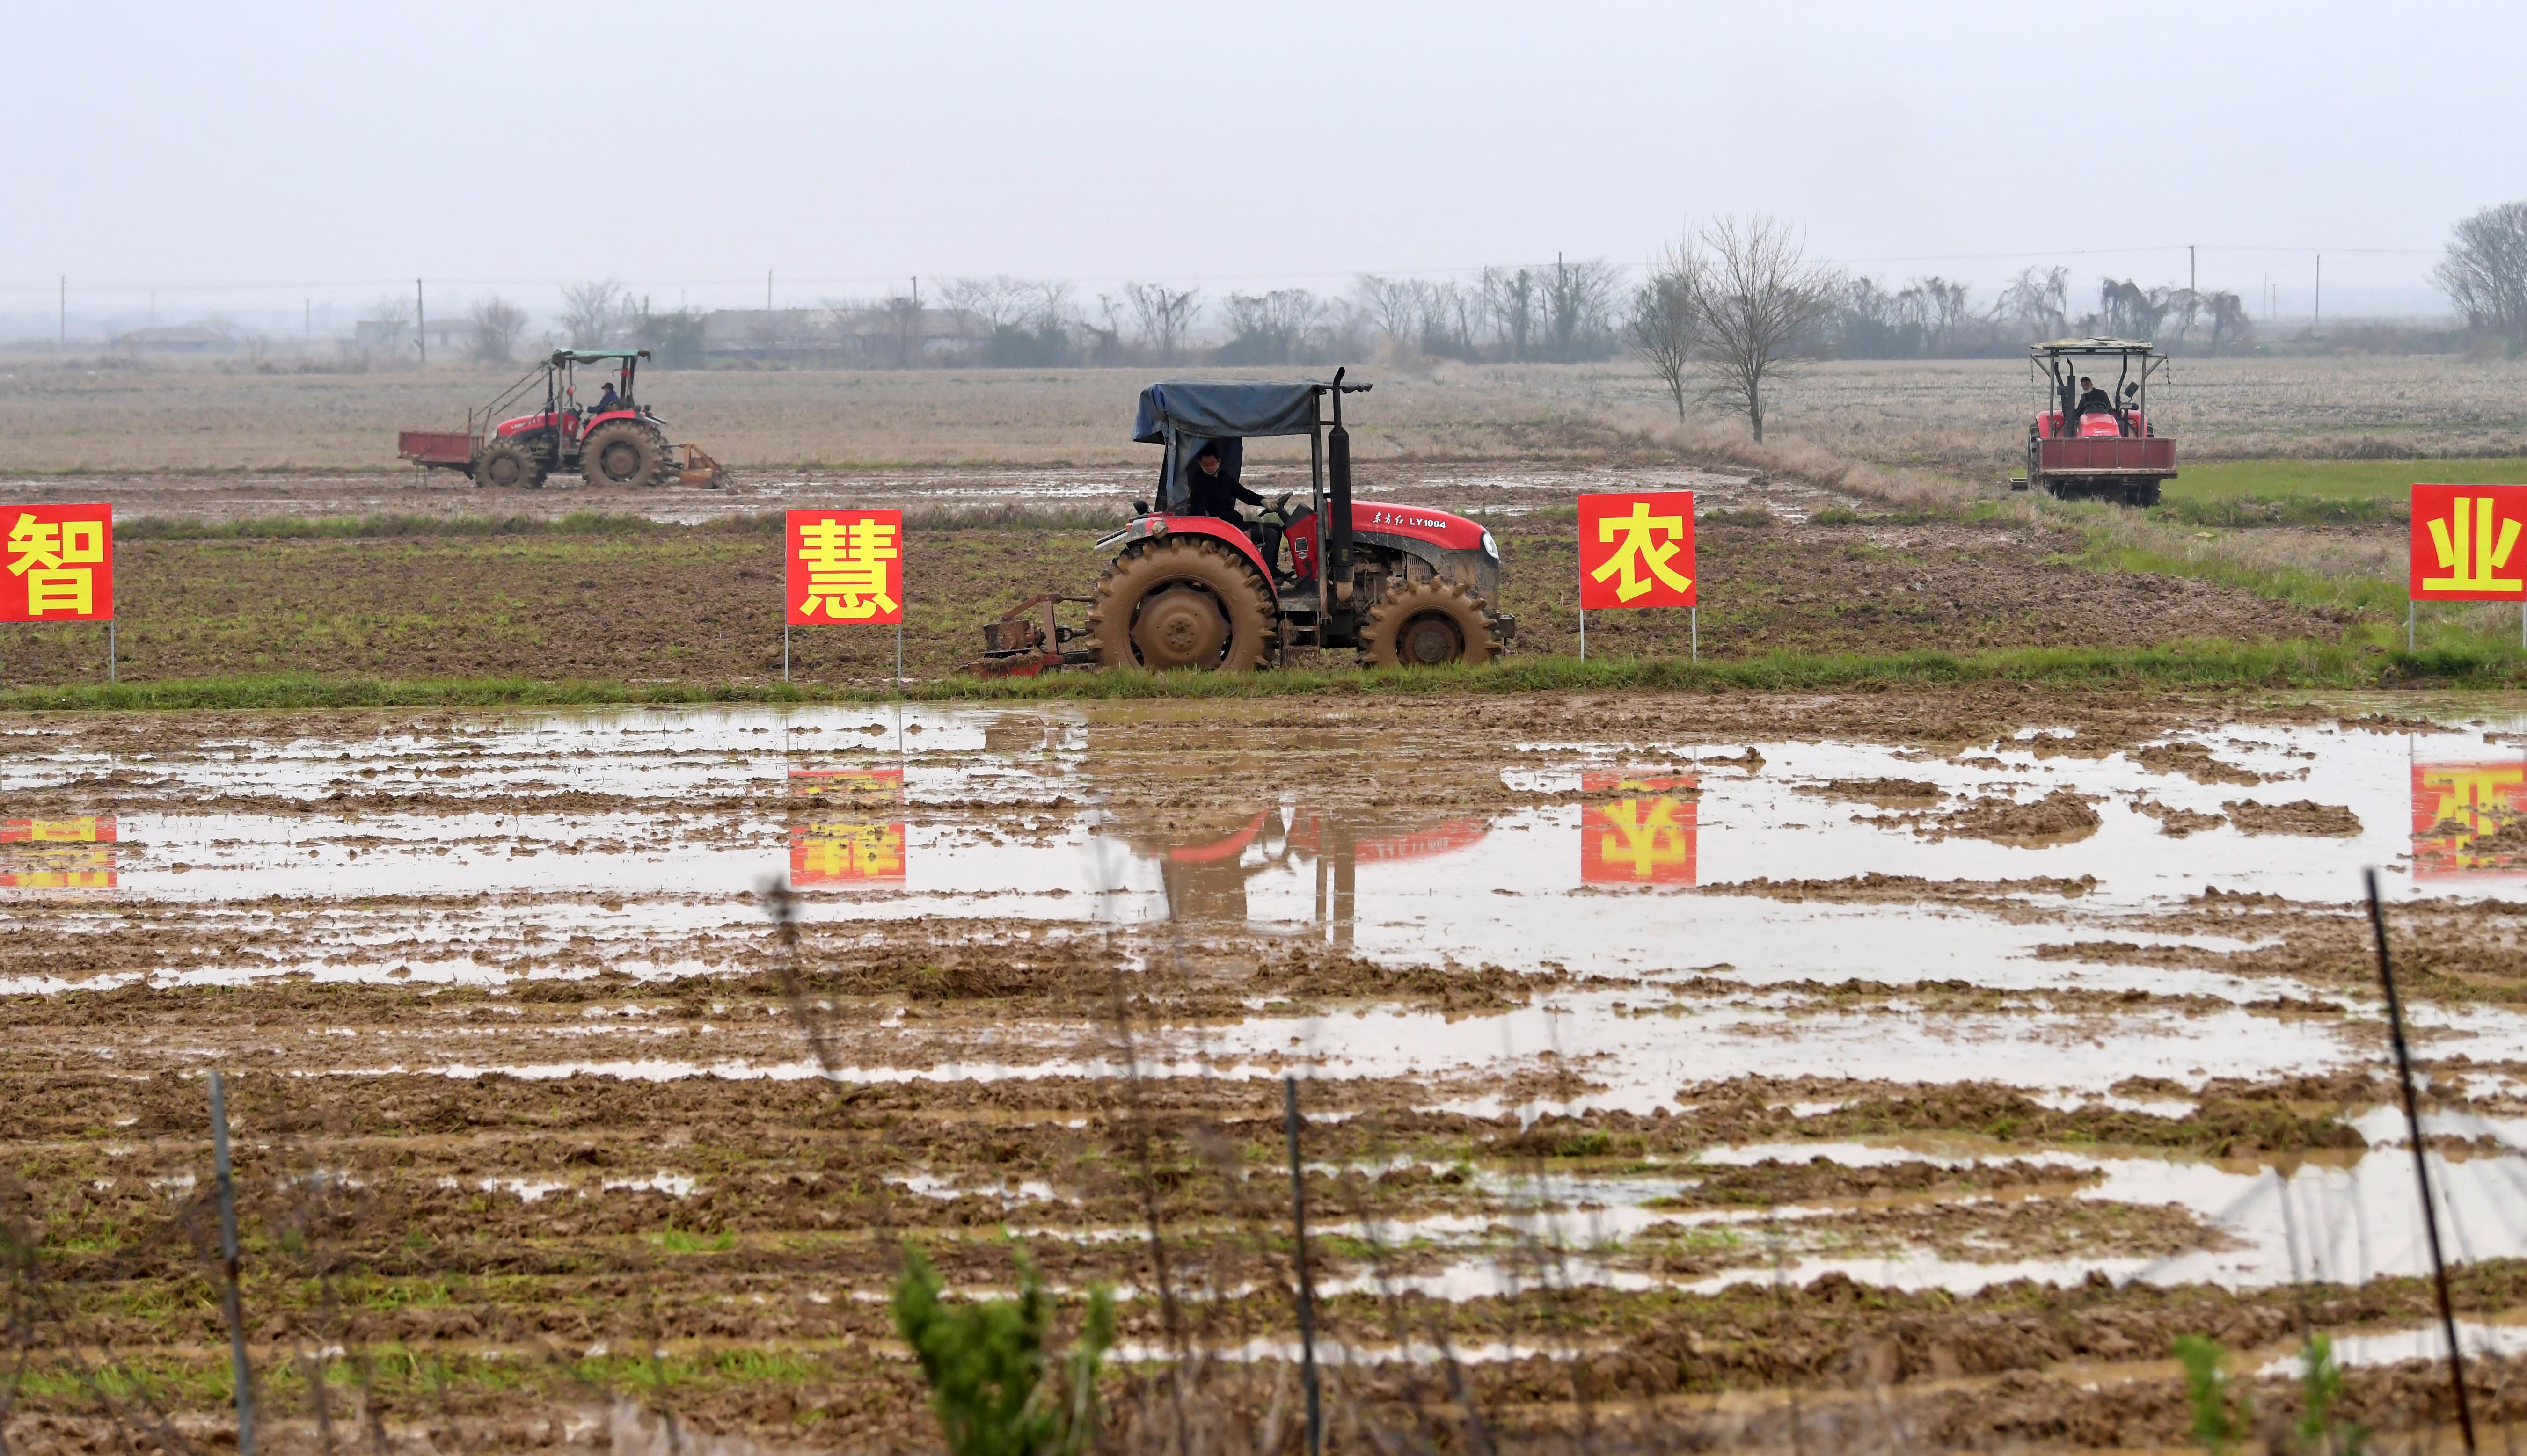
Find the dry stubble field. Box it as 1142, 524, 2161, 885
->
5, 354, 2525, 480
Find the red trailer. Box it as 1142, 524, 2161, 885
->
2009, 337, 2176, 507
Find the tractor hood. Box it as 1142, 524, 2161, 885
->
1131, 380, 1323, 442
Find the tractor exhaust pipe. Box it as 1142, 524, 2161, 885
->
1328, 369, 1354, 602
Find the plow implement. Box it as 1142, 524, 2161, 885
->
973, 593, 1100, 677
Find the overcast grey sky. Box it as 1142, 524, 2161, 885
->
6, 0, 2516, 327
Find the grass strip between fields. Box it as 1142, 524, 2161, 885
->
6, 640, 2524, 713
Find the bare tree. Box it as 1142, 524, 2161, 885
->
1483, 266, 1538, 360
1997, 266, 2070, 340
2435, 200, 2527, 345
468, 298, 528, 363
1541, 256, 1621, 361
2165, 288, 2204, 348
559, 280, 624, 348
1123, 282, 1202, 365
1625, 239, 1703, 420
1689, 215, 1836, 444
1354, 276, 1424, 355
879, 291, 925, 368
1220, 289, 1327, 364
940, 276, 1029, 331
2204, 291, 2252, 350
2095, 278, 2173, 339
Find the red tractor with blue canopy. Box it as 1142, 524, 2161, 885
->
980, 371, 1514, 672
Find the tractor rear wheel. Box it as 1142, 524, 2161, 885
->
1358, 581, 1502, 670
580, 421, 672, 488
1086, 538, 1277, 671
477, 438, 546, 490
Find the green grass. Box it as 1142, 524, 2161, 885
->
7, 638, 2526, 716
2168, 457, 2527, 503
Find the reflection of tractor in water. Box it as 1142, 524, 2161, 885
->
396, 349, 725, 489
980, 372, 1515, 674
2008, 338, 2176, 506
1121, 805, 1488, 937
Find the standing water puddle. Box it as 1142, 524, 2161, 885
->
13, 699, 2527, 1301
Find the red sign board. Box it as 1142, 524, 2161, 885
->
788, 768, 907, 885
2413, 760, 2527, 878
786, 510, 904, 626
1, 815, 118, 888
2, 504, 114, 622
1578, 492, 1696, 610
2410, 484, 2527, 602
1580, 772, 1698, 885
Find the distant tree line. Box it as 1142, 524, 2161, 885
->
1827, 268, 2252, 359
323, 199, 2527, 375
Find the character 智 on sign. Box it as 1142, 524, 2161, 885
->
2, 504, 113, 622
787, 510, 904, 625
2410, 484, 2527, 601
1577, 492, 1696, 610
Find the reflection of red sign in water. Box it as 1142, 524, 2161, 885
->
788, 769, 907, 885
1581, 773, 1698, 885
1, 815, 118, 888
2413, 761, 2527, 877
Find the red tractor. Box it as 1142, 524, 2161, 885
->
397, 349, 723, 489
2009, 337, 2176, 506
981, 372, 1514, 673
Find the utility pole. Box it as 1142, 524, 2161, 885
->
58, 275, 65, 346
766, 269, 773, 310
415, 278, 426, 366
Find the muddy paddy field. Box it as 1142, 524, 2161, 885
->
10, 686, 2527, 1453
0, 459, 2351, 688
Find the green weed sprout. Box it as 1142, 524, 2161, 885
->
2175, 1333, 2247, 1456
2295, 1333, 2367, 1456
893, 1245, 1117, 1456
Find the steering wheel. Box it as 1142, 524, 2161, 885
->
1273, 492, 1294, 517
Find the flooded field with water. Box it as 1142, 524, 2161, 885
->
11, 688, 2527, 1450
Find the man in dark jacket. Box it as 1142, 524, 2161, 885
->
1184, 442, 1285, 579
1185, 442, 1264, 520
595, 380, 624, 414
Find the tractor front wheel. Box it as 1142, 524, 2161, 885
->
1358, 581, 1502, 670
477, 438, 547, 490
1086, 538, 1277, 671
581, 421, 672, 488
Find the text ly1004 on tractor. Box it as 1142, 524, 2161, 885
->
396, 349, 725, 489
979, 371, 1515, 674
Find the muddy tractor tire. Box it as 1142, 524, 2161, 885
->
1358, 581, 1502, 670
580, 421, 673, 488
476, 438, 547, 490
1086, 538, 1278, 671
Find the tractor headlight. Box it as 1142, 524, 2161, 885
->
1481, 531, 1498, 559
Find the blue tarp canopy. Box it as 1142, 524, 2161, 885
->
1133, 380, 1324, 509
1132, 380, 1322, 442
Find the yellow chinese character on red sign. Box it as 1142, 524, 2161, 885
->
1578, 493, 1697, 610
788, 510, 904, 624
1, 505, 114, 622
2410, 484, 2527, 601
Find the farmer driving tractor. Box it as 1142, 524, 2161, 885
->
1181, 439, 1289, 582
